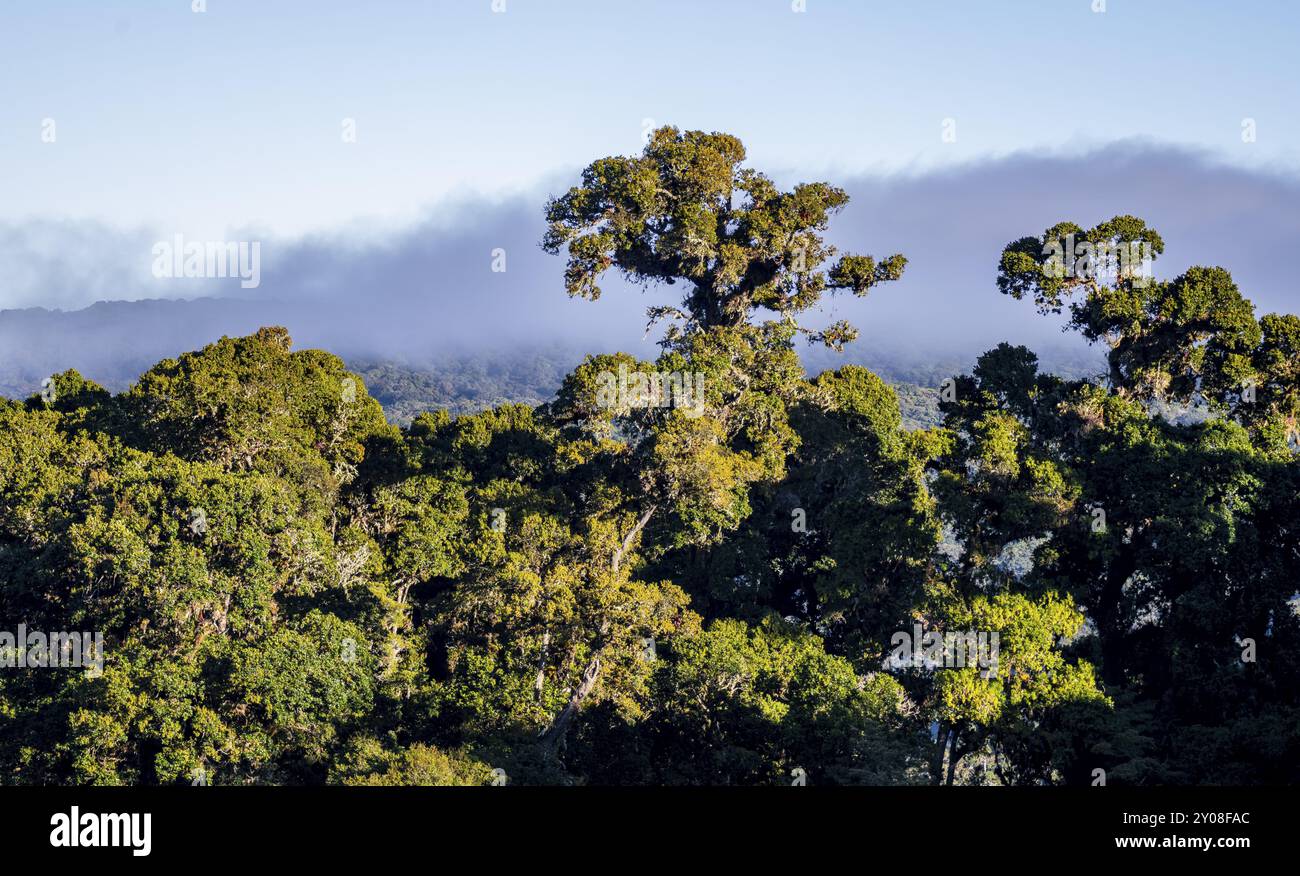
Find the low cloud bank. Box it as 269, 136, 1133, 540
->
2, 142, 1295, 395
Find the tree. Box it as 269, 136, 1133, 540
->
974, 216, 1300, 783
530, 127, 910, 752
543, 125, 905, 349
0, 332, 386, 784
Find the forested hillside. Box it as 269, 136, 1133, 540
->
2, 129, 1297, 786
0, 308, 953, 430
353, 356, 949, 431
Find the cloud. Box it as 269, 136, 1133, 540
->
2, 142, 1297, 387
820, 140, 1300, 363
0, 219, 175, 311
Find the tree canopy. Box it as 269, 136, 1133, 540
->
1, 133, 1297, 786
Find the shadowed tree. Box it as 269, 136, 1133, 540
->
961, 216, 1300, 783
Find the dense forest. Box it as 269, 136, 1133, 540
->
2, 128, 1298, 786
354, 354, 947, 431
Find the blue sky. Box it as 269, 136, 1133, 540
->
3, 0, 1298, 238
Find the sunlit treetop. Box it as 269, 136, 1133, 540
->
996, 216, 1270, 409
997, 215, 1166, 315
543, 126, 906, 349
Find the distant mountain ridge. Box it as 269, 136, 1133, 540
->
0, 297, 1105, 431
0, 297, 275, 396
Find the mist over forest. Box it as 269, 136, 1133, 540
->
6, 142, 1296, 414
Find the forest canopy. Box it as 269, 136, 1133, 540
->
1, 129, 1297, 786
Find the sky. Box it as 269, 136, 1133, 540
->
2, 0, 1298, 239
0, 0, 1297, 380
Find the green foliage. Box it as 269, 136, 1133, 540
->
1, 141, 1296, 789
543, 125, 905, 346
333, 739, 493, 786
568, 616, 924, 785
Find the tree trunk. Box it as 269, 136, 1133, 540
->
1097, 540, 1137, 686
946, 733, 961, 786
930, 724, 949, 785
534, 628, 550, 702
539, 652, 601, 751
612, 505, 656, 573
540, 503, 655, 750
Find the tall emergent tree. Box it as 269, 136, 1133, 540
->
533, 126, 909, 752
543, 125, 906, 348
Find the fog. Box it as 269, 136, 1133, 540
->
2, 142, 1297, 396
